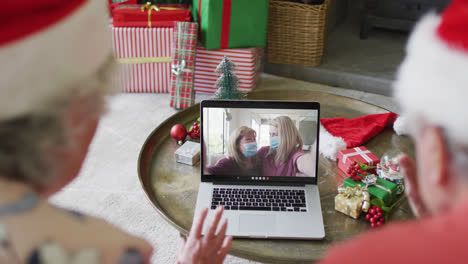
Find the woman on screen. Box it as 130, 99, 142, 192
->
257, 116, 316, 177
206, 126, 260, 176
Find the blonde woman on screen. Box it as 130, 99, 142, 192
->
257, 116, 316, 177
206, 126, 260, 176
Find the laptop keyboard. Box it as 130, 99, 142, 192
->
211, 188, 307, 212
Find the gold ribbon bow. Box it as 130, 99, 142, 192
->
141, 2, 185, 27
338, 185, 370, 213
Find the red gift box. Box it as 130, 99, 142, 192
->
112, 27, 173, 93
337, 147, 380, 176
113, 4, 191, 28
194, 45, 262, 94
108, 0, 138, 15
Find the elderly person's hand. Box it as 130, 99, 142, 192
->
177, 206, 232, 264
399, 154, 429, 217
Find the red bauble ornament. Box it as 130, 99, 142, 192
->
170, 124, 187, 144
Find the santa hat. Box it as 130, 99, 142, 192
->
0, 0, 112, 121
319, 113, 398, 160
394, 0, 468, 145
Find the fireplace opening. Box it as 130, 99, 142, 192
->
264, 0, 452, 96
360, 0, 450, 39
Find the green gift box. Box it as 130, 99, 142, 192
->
344, 177, 397, 205
192, 0, 269, 50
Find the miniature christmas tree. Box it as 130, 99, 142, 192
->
214, 56, 244, 100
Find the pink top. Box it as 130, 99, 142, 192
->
257, 146, 305, 177
206, 157, 259, 176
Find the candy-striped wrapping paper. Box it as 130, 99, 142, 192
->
112, 27, 173, 93
194, 45, 262, 94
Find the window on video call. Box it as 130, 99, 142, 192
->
203, 107, 318, 178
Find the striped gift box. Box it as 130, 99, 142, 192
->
111, 27, 173, 93
194, 45, 262, 94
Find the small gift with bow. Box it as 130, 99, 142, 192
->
170, 22, 198, 109
335, 185, 371, 219
338, 146, 380, 177
344, 174, 398, 206
113, 2, 191, 28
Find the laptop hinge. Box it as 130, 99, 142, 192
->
212, 181, 306, 187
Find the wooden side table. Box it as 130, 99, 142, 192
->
138, 89, 414, 263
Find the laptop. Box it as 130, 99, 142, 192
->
194, 100, 325, 239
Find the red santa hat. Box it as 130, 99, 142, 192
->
393, 0, 468, 145
319, 113, 398, 160
0, 0, 112, 121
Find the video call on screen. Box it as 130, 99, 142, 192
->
203, 108, 318, 178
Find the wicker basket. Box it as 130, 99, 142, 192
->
266, 0, 331, 67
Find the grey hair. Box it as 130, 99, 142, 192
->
0, 56, 117, 186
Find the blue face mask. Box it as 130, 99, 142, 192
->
270, 136, 279, 150
242, 142, 257, 158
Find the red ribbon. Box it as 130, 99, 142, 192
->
220, 0, 232, 49
198, 0, 202, 38
198, 0, 232, 49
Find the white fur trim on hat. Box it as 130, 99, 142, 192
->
393, 116, 408, 136
394, 13, 468, 144
319, 125, 347, 161
0, 0, 112, 121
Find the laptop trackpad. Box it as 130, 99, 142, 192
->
239, 215, 276, 234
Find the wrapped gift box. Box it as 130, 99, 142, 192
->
194, 45, 262, 94
343, 176, 397, 205
109, 0, 138, 15
338, 147, 380, 176
112, 27, 173, 93
139, 0, 192, 4
113, 4, 191, 28
192, 0, 269, 50
170, 22, 198, 109
335, 185, 369, 219
175, 141, 200, 165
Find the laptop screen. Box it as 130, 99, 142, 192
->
201, 100, 320, 184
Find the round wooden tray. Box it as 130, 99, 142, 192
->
138, 90, 414, 263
